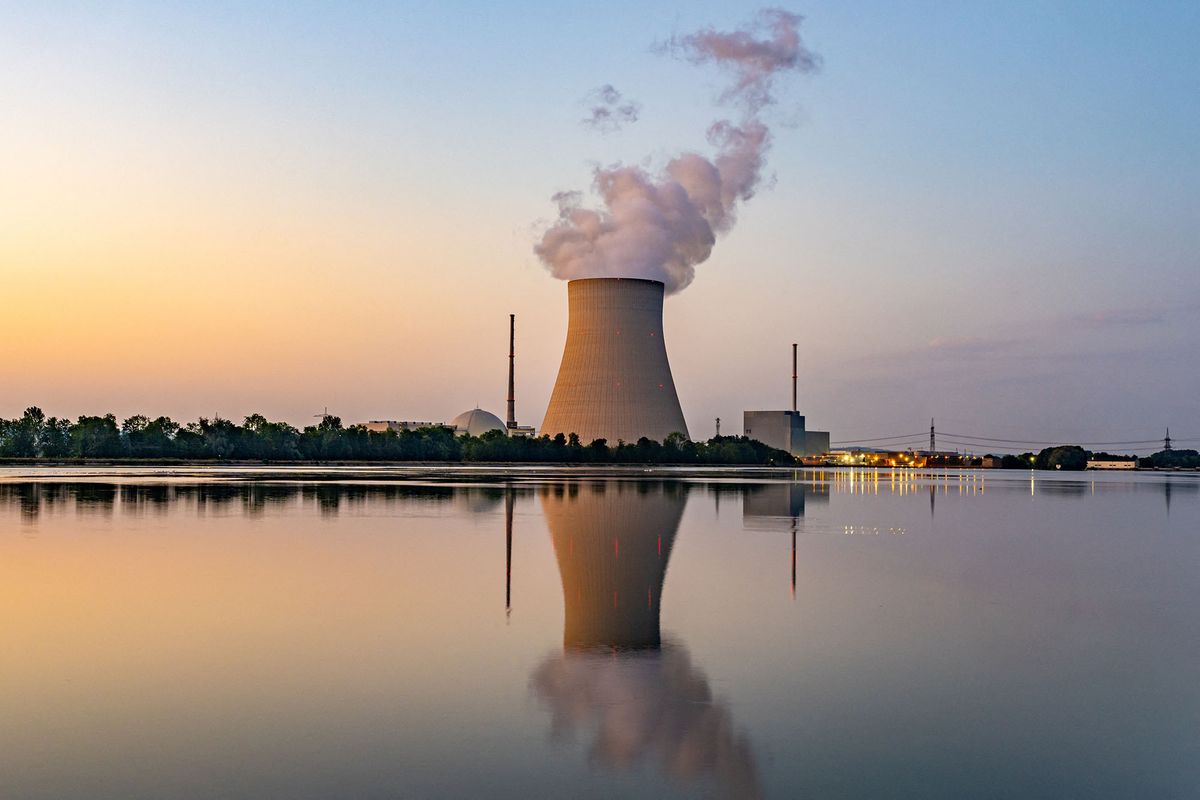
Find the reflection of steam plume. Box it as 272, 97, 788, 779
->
532, 643, 762, 799
535, 10, 819, 294
533, 483, 762, 798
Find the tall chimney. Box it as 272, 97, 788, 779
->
791, 342, 798, 412
541, 278, 688, 444
507, 314, 516, 428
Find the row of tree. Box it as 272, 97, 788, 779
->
0, 407, 795, 465
991, 445, 1196, 470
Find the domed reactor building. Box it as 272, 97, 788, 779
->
540, 278, 688, 444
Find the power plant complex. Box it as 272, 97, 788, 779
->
360, 278, 830, 457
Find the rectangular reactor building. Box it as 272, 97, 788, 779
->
743, 411, 829, 458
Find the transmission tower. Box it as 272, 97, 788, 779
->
1165, 428, 1172, 451
930, 418, 935, 453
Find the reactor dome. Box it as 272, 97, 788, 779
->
450, 408, 507, 437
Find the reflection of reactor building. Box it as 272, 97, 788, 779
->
541, 483, 684, 649
741, 482, 829, 531
740, 482, 830, 596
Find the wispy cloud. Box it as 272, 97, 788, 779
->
581, 85, 640, 134
1076, 298, 1199, 328
925, 335, 1019, 354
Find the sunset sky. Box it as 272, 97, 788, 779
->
3, 1, 1197, 446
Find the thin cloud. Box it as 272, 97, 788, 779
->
581, 85, 640, 133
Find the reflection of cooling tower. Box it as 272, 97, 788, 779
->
541, 278, 689, 444
541, 484, 685, 649
533, 482, 762, 798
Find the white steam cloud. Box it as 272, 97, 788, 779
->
582, 84, 641, 133
535, 9, 819, 294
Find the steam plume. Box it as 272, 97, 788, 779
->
582, 84, 641, 133
536, 9, 819, 294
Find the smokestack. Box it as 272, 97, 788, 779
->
791, 342, 797, 412
541, 278, 688, 444
507, 314, 516, 428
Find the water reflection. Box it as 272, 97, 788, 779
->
740, 482, 829, 595
532, 482, 761, 799
505, 488, 514, 615
0, 480, 524, 520
1, 470, 1197, 798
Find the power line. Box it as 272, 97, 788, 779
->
940, 431, 1184, 446
831, 427, 1197, 451
831, 432, 926, 444
937, 439, 1166, 455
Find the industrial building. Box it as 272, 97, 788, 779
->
361, 420, 439, 434
541, 278, 688, 444
742, 344, 830, 458
450, 408, 508, 436
360, 413, 506, 436
1087, 458, 1137, 470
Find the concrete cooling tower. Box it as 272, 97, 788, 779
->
541, 278, 689, 445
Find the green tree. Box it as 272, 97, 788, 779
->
39, 417, 72, 457
1, 407, 46, 457
71, 414, 122, 458
1035, 445, 1088, 471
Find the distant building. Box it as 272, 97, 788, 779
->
981, 455, 1003, 469
361, 410, 510, 437
450, 408, 507, 437
743, 410, 830, 457
361, 420, 442, 433
507, 423, 537, 438
804, 430, 830, 458
1087, 459, 1137, 470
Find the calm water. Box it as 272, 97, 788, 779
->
1, 467, 1197, 799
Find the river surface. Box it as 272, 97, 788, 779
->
1, 467, 1197, 799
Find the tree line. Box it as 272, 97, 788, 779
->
0, 407, 795, 465
993, 445, 1195, 470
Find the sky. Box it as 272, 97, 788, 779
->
2, 1, 1197, 450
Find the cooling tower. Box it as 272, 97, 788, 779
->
541, 278, 688, 444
